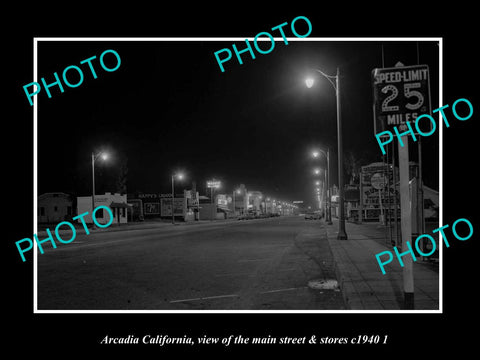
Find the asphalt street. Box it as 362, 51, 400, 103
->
37, 216, 345, 310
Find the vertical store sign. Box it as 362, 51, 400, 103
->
372, 64, 431, 135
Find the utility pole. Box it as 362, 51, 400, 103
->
336, 67, 347, 239
306, 68, 346, 238
171, 175, 175, 225
326, 148, 332, 225
91, 152, 96, 220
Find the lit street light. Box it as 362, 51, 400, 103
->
305, 78, 315, 88
265, 197, 271, 214
171, 172, 185, 224
91, 150, 108, 224
306, 67, 347, 239
233, 188, 241, 216
311, 147, 332, 225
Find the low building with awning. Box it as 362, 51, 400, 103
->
76, 192, 130, 225
110, 201, 133, 224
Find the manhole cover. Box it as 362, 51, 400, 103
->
308, 279, 339, 290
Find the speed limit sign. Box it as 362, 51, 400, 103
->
372, 64, 431, 136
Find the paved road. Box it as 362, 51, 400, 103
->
37, 216, 345, 310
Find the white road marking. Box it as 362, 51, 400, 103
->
260, 287, 308, 294
169, 286, 308, 303
170, 294, 239, 303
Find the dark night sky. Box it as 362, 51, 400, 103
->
36, 39, 440, 207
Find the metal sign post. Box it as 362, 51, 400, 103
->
372, 62, 431, 309
398, 135, 414, 309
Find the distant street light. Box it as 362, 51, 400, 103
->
314, 168, 320, 175
233, 188, 241, 216
306, 67, 347, 239
91, 150, 108, 224
311, 147, 332, 225
171, 172, 185, 224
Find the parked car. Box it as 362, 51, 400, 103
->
305, 211, 322, 220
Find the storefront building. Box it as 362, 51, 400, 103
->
128, 190, 199, 221
335, 161, 438, 223
38, 192, 73, 223
77, 192, 130, 225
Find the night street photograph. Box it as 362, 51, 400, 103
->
34, 39, 440, 311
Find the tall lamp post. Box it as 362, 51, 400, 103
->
316, 187, 321, 209
233, 188, 241, 217
312, 148, 332, 224
171, 172, 184, 224
314, 168, 322, 210
91, 151, 108, 222
306, 67, 347, 240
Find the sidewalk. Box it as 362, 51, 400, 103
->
325, 218, 440, 311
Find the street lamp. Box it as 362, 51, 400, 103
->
306, 67, 347, 239
171, 172, 184, 224
305, 78, 315, 88
91, 150, 108, 223
314, 168, 320, 175
311, 147, 332, 225
233, 188, 241, 217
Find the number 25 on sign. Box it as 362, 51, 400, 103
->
372, 64, 431, 136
